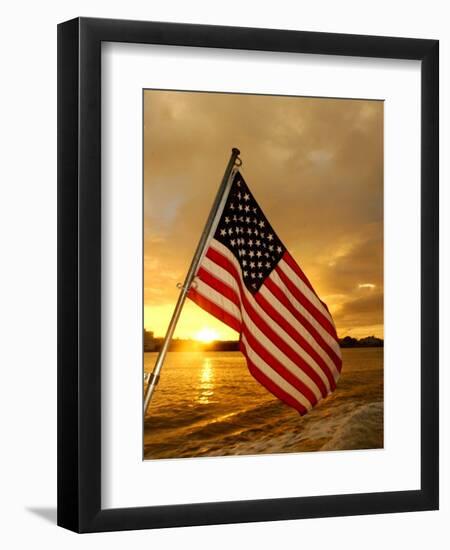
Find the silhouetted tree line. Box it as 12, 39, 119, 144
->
144, 334, 383, 352
339, 335, 383, 348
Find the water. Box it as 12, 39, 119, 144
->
143, 348, 383, 459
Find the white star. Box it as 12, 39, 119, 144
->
247, 228, 252, 235
220, 229, 226, 236
241, 249, 246, 256
243, 271, 248, 277
261, 232, 265, 239
228, 228, 234, 235
233, 215, 237, 221
277, 246, 282, 253
237, 192, 242, 200
225, 216, 230, 224
259, 220, 265, 228
256, 251, 262, 257
230, 203, 235, 210
244, 205, 250, 212
258, 273, 263, 279
248, 240, 253, 246
249, 250, 255, 258
250, 262, 255, 268
254, 229, 259, 236
269, 244, 274, 251
244, 193, 250, 201
230, 239, 236, 247
252, 207, 257, 213
251, 272, 256, 279
245, 216, 250, 223
268, 233, 273, 241
242, 260, 247, 266
265, 262, 271, 268
253, 218, 257, 224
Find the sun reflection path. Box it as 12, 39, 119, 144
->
197, 357, 215, 404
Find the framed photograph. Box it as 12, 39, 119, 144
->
57, 17, 439, 532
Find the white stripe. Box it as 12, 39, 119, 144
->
208, 240, 339, 377
193, 278, 242, 323
201, 244, 328, 397
202, 253, 339, 378
201, 255, 334, 391
208, 238, 339, 358
241, 335, 313, 411
195, 274, 323, 400
278, 258, 335, 326
259, 284, 340, 380
268, 268, 342, 359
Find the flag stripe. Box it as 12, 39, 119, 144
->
242, 327, 317, 406
277, 258, 334, 329
283, 250, 332, 313
240, 336, 311, 414
203, 244, 335, 390
263, 276, 342, 368
259, 283, 341, 378
195, 269, 324, 401
274, 263, 338, 340
202, 243, 329, 397
197, 266, 241, 308
204, 245, 328, 390
202, 249, 340, 379
253, 290, 337, 390
187, 170, 342, 414
193, 277, 241, 321
188, 287, 242, 334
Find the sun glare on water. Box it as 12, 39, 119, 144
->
195, 327, 219, 343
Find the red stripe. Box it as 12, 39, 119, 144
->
283, 251, 332, 315
283, 251, 319, 297
241, 326, 318, 406
205, 247, 329, 398
209, 243, 340, 372
194, 264, 315, 406
284, 251, 333, 315
253, 291, 337, 390
187, 288, 241, 333
197, 266, 241, 308
275, 263, 338, 339
240, 340, 307, 416
264, 277, 342, 372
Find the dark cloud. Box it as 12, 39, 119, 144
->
144, 90, 383, 337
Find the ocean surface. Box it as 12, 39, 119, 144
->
143, 348, 383, 459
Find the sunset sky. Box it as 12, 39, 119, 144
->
144, 90, 383, 341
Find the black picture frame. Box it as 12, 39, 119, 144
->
57, 17, 439, 533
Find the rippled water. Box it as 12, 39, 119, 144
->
143, 348, 383, 459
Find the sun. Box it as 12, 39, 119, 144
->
194, 327, 219, 343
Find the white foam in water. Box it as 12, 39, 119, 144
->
143, 348, 383, 459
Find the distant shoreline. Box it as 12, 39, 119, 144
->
144, 335, 383, 353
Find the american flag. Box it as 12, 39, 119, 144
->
188, 171, 342, 415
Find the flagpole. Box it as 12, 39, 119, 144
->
144, 148, 242, 415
